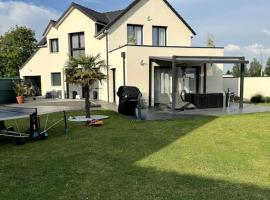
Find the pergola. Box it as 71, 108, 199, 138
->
149, 56, 249, 110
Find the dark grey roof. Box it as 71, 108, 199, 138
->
38, 37, 47, 46
43, 1, 195, 37
42, 20, 56, 36
103, 10, 124, 22
95, 0, 196, 37
72, 2, 110, 24
72, 3, 124, 24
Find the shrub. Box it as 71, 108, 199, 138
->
250, 94, 264, 103
264, 97, 270, 103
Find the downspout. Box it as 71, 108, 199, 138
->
121, 52, 126, 86
104, 29, 110, 103
62, 67, 66, 99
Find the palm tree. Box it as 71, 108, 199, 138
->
65, 54, 106, 118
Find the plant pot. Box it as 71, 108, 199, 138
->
136, 108, 148, 120
16, 96, 25, 104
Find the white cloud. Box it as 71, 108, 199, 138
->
263, 28, 270, 37
225, 43, 270, 57
224, 44, 241, 52
244, 43, 270, 55
225, 43, 270, 67
0, 1, 60, 39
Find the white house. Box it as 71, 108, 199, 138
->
20, 0, 248, 109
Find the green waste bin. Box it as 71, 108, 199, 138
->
0, 78, 19, 104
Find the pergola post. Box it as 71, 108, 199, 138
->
148, 58, 153, 108
171, 56, 177, 111
239, 62, 245, 110
203, 63, 207, 94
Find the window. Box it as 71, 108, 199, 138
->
50, 39, 59, 53
152, 26, 167, 46
69, 32, 85, 58
127, 25, 143, 45
51, 72, 61, 86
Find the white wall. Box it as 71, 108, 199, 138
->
125, 46, 224, 102
108, 0, 193, 51
223, 77, 270, 100
20, 8, 107, 99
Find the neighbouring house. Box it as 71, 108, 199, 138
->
20, 0, 248, 109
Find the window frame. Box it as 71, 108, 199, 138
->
49, 38, 59, 53
127, 24, 144, 46
152, 26, 167, 47
69, 32, 85, 57
51, 72, 62, 86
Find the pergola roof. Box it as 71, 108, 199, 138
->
150, 56, 249, 64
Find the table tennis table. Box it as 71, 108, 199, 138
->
0, 106, 69, 145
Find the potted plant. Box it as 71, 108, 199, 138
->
65, 54, 106, 118
13, 81, 27, 104
136, 98, 148, 120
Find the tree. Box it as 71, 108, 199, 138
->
207, 34, 215, 47
265, 58, 270, 76
232, 64, 241, 77
249, 58, 262, 77
226, 70, 232, 75
65, 54, 106, 118
0, 26, 37, 77
231, 64, 249, 77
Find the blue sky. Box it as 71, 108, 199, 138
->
0, 0, 270, 69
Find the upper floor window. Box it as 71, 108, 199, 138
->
51, 72, 61, 86
69, 32, 85, 58
127, 24, 143, 45
50, 39, 59, 53
152, 26, 167, 46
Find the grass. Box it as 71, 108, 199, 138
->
258, 103, 270, 106
0, 110, 270, 200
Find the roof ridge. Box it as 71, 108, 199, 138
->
71, 2, 103, 15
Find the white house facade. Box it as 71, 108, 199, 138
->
20, 0, 228, 108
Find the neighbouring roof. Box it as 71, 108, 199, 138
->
42, 0, 195, 37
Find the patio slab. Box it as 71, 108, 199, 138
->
5, 98, 118, 112
5, 99, 270, 121
144, 103, 270, 120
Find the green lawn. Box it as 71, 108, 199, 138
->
0, 111, 270, 200
258, 103, 270, 106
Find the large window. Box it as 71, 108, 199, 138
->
152, 26, 167, 46
50, 39, 59, 53
127, 24, 143, 45
69, 32, 85, 58
51, 72, 61, 86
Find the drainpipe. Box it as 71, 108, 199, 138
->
62, 67, 66, 99
104, 29, 110, 103
121, 52, 126, 86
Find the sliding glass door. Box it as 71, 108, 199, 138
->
154, 67, 200, 106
